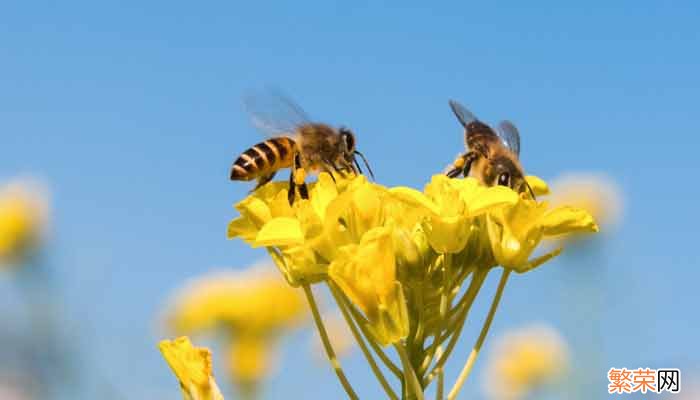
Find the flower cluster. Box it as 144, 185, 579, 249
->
227, 173, 597, 399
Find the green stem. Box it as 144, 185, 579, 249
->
328, 282, 399, 400
303, 284, 359, 400
423, 269, 487, 385
342, 293, 403, 378
434, 346, 444, 400
396, 344, 425, 400
447, 269, 511, 400
419, 254, 451, 375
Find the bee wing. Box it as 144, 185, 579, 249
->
448, 99, 478, 128
495, 120, 521, 156
243, 89, 313, 137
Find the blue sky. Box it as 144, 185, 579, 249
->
1, 1, 699, 398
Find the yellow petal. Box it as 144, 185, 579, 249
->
227, 217, 257, 243
540, 206, 599, 236
525, 175, 550, 196
466, 186, 519, 215
422, 215, 471, 254
389, 187, 440, 215
234, 196, 272, 229
311, 173, 339, 220
159, 337, 224, 400
254, 218, 304, 247
329, 228, 409, 346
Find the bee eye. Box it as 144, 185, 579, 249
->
497, 172, 511, 187
340, 129, 355, 152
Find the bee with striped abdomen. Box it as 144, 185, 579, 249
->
444, 99, 535, 198
230, 92, 374, 204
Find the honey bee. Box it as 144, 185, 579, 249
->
444, 99, 535, 198
230, 92, 374, 204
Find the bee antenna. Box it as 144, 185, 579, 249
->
354, 150, 375, 180
353, 157, 363, 175
525, 181, 536, 200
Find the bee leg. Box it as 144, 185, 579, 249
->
287, 171, 296, 205
462, 151, 480, 178
252, 171, 277, 191
299, 182, 309, 200
321, 166, 337, 183
446, 153, 467, 178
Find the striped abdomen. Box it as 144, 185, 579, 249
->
230, 137, 296, 181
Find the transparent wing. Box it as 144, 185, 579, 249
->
448, 99, 478, 128
496, 120, 521, 156
243, 89, 312, 137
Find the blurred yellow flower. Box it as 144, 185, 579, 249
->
227, 334, 271, 393
0, 179, 48, 266
159, 336, 224, 400
549, 173, 623, 228
483, 324, 569, 400
164, 264, 307, 392
166, 265, 306, 334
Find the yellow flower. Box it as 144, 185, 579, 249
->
390, 175, 519, 253
329, 227, 409, 345
0, 179, 48, 266
486, 195, 598, 272
159, 336, 224, 400
483, 324, 569, 400
165, 265, 306, 334
548, 173, 623, 228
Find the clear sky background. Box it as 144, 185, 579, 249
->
1, 1, 699, 399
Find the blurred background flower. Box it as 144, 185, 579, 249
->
482, 324, 569, 400
162, 263, 308, 399
548, 173, 623, 231
0, 178, 48, 268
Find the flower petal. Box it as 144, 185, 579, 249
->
159, 336, 224, 400
525, 175, 550, 196
389, 187, 440, 215
540, 207, 599, 236
466, 186, 519, 215
254, 218, 304, 247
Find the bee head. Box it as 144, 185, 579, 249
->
338, 126, 374, 180
487, 156, 532, 197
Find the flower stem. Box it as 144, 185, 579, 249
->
303, 284, 359, 400
341, 292, 403, 378
396, 344, 425, 400
420, 254, 451, 375
434, 346, 444, 400
329, 282, 399, 400
446, 268, 511, 400
423, 269, 487, 385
